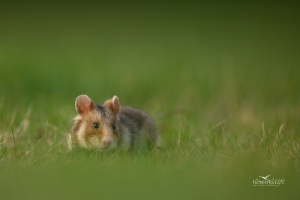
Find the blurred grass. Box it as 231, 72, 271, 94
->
1, 1, 300, 199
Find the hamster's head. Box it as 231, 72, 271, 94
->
71, 95, 120, 151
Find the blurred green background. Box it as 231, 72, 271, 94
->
0, 1, 300, 199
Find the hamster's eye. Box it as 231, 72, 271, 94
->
93, 122, 99, 129
112, 124, 117, 130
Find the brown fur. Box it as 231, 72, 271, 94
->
69, 95, 158, 151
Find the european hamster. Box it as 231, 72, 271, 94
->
68, 95, 158, 151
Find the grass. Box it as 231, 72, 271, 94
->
1, 1, 300, 199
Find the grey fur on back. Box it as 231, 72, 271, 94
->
117, 106, 157, 149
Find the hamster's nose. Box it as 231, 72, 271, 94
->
103, 139, 111, 146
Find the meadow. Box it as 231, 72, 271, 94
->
0, 2, 300, 199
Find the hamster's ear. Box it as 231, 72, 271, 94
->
104, 95, 120, 115
75, 95, 95, 116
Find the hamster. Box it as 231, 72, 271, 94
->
68, 95, 158, 151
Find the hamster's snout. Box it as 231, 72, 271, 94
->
103, 140, 111, 146
100, 136, 115, 149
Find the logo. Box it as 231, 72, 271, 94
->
259, 174, 272, 180
253, 174, 285, 187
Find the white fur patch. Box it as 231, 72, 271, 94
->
74, 115, 82, 122
88, 136, 101, 149
76, 122, 88, 149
